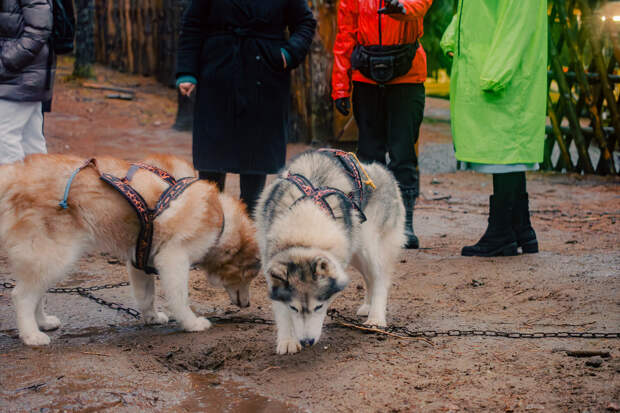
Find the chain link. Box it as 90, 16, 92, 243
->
1, 281, 15, 290
327, 309, 620, 339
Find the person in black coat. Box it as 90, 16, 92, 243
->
176, 0, 316, 213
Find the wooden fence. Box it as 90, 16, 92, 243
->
546, 0, 619, 175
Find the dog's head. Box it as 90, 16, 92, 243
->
265, 248, 349, 348
201, 196, 261, 308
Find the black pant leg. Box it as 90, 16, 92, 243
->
199, 171, 226, 192
493, 172, 526, 201
352, 81, 388, 165
240, 173, 266, 215
385, 83, 425, 195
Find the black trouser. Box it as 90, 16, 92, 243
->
493, 172, 526, 200
198, 171, 266, 214
352, 81, 424, 196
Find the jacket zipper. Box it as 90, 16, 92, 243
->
457, 0, 463, 56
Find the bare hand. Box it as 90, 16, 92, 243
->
179, 82, 196, 97
448, 52, 454, 57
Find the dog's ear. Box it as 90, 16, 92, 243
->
317, 276, 346, 301
268, 262, 288, 285
312, 256, 331, 279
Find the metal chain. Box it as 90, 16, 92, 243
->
1, 279, 140, 319
209, 315, 273, 325
3, 280, 618, 338
1, 279, 272, 324
76, 289, 141, 319
327, 309, 620, 339
0, 280, 130, 293
47, 282, 131, 294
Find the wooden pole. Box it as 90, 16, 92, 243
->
548, 34, 594, 174
547, 96, 574, 172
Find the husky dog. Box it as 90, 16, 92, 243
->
0, 154, 260, 346
255, 150, 405, 354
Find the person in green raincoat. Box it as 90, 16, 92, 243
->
440, 0, 547, 257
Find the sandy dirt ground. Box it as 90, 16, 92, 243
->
0, 59, 619, 413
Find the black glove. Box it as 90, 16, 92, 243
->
334, 97, 351, 116
378, 0, 406, 15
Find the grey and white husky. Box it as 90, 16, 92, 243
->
255, 149, 405, 354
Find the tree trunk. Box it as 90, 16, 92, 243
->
74, 0, 95, 78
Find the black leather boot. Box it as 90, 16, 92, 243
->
402, 189, 419, 249
513, 193, 538, 253
462, 195, 518, 257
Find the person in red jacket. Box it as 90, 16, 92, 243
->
332, 0, 432, 249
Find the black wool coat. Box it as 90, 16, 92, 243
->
176, 0, 316, 174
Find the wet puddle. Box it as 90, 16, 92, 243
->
179, 373, 304, 413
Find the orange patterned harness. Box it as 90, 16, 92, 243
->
59, 159, 199, 274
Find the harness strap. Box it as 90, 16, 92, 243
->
286, 173, 367, 223
59, 158, 100, 209
317, 149, 376, 207
125, 162, 177, 186
99, 173, 155, 273
154, 177, 199, 218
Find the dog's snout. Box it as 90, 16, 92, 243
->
300, 338, 315, 347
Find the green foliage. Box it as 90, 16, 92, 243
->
422, 0, 455, 78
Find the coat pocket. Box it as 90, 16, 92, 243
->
256, 40, 287, 73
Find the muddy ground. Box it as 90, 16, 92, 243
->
1, 59, 619, 413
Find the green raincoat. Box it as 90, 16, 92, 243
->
440, 0, 548, 165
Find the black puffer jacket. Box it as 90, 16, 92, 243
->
0, 0, 55, 102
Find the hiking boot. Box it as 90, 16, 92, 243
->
462, 195, 518, 257
402, 189, 419, 249
513, 193, 538, 254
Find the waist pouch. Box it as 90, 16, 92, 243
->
351, 41, 419, 83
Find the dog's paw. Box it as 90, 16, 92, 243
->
276, 338, 302, 355
364, 317, 387, 328
356, 304, 370, 316
182, 316, 212, 332
144, 312, 169, 325
38, 315, 61, 331
21, 331, 51, 346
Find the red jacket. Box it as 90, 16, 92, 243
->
331, 0, 432, 100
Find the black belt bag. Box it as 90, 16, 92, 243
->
351, 41, 419, 84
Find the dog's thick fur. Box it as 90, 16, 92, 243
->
0, 154, 259, 346
255, 150, 405, 354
